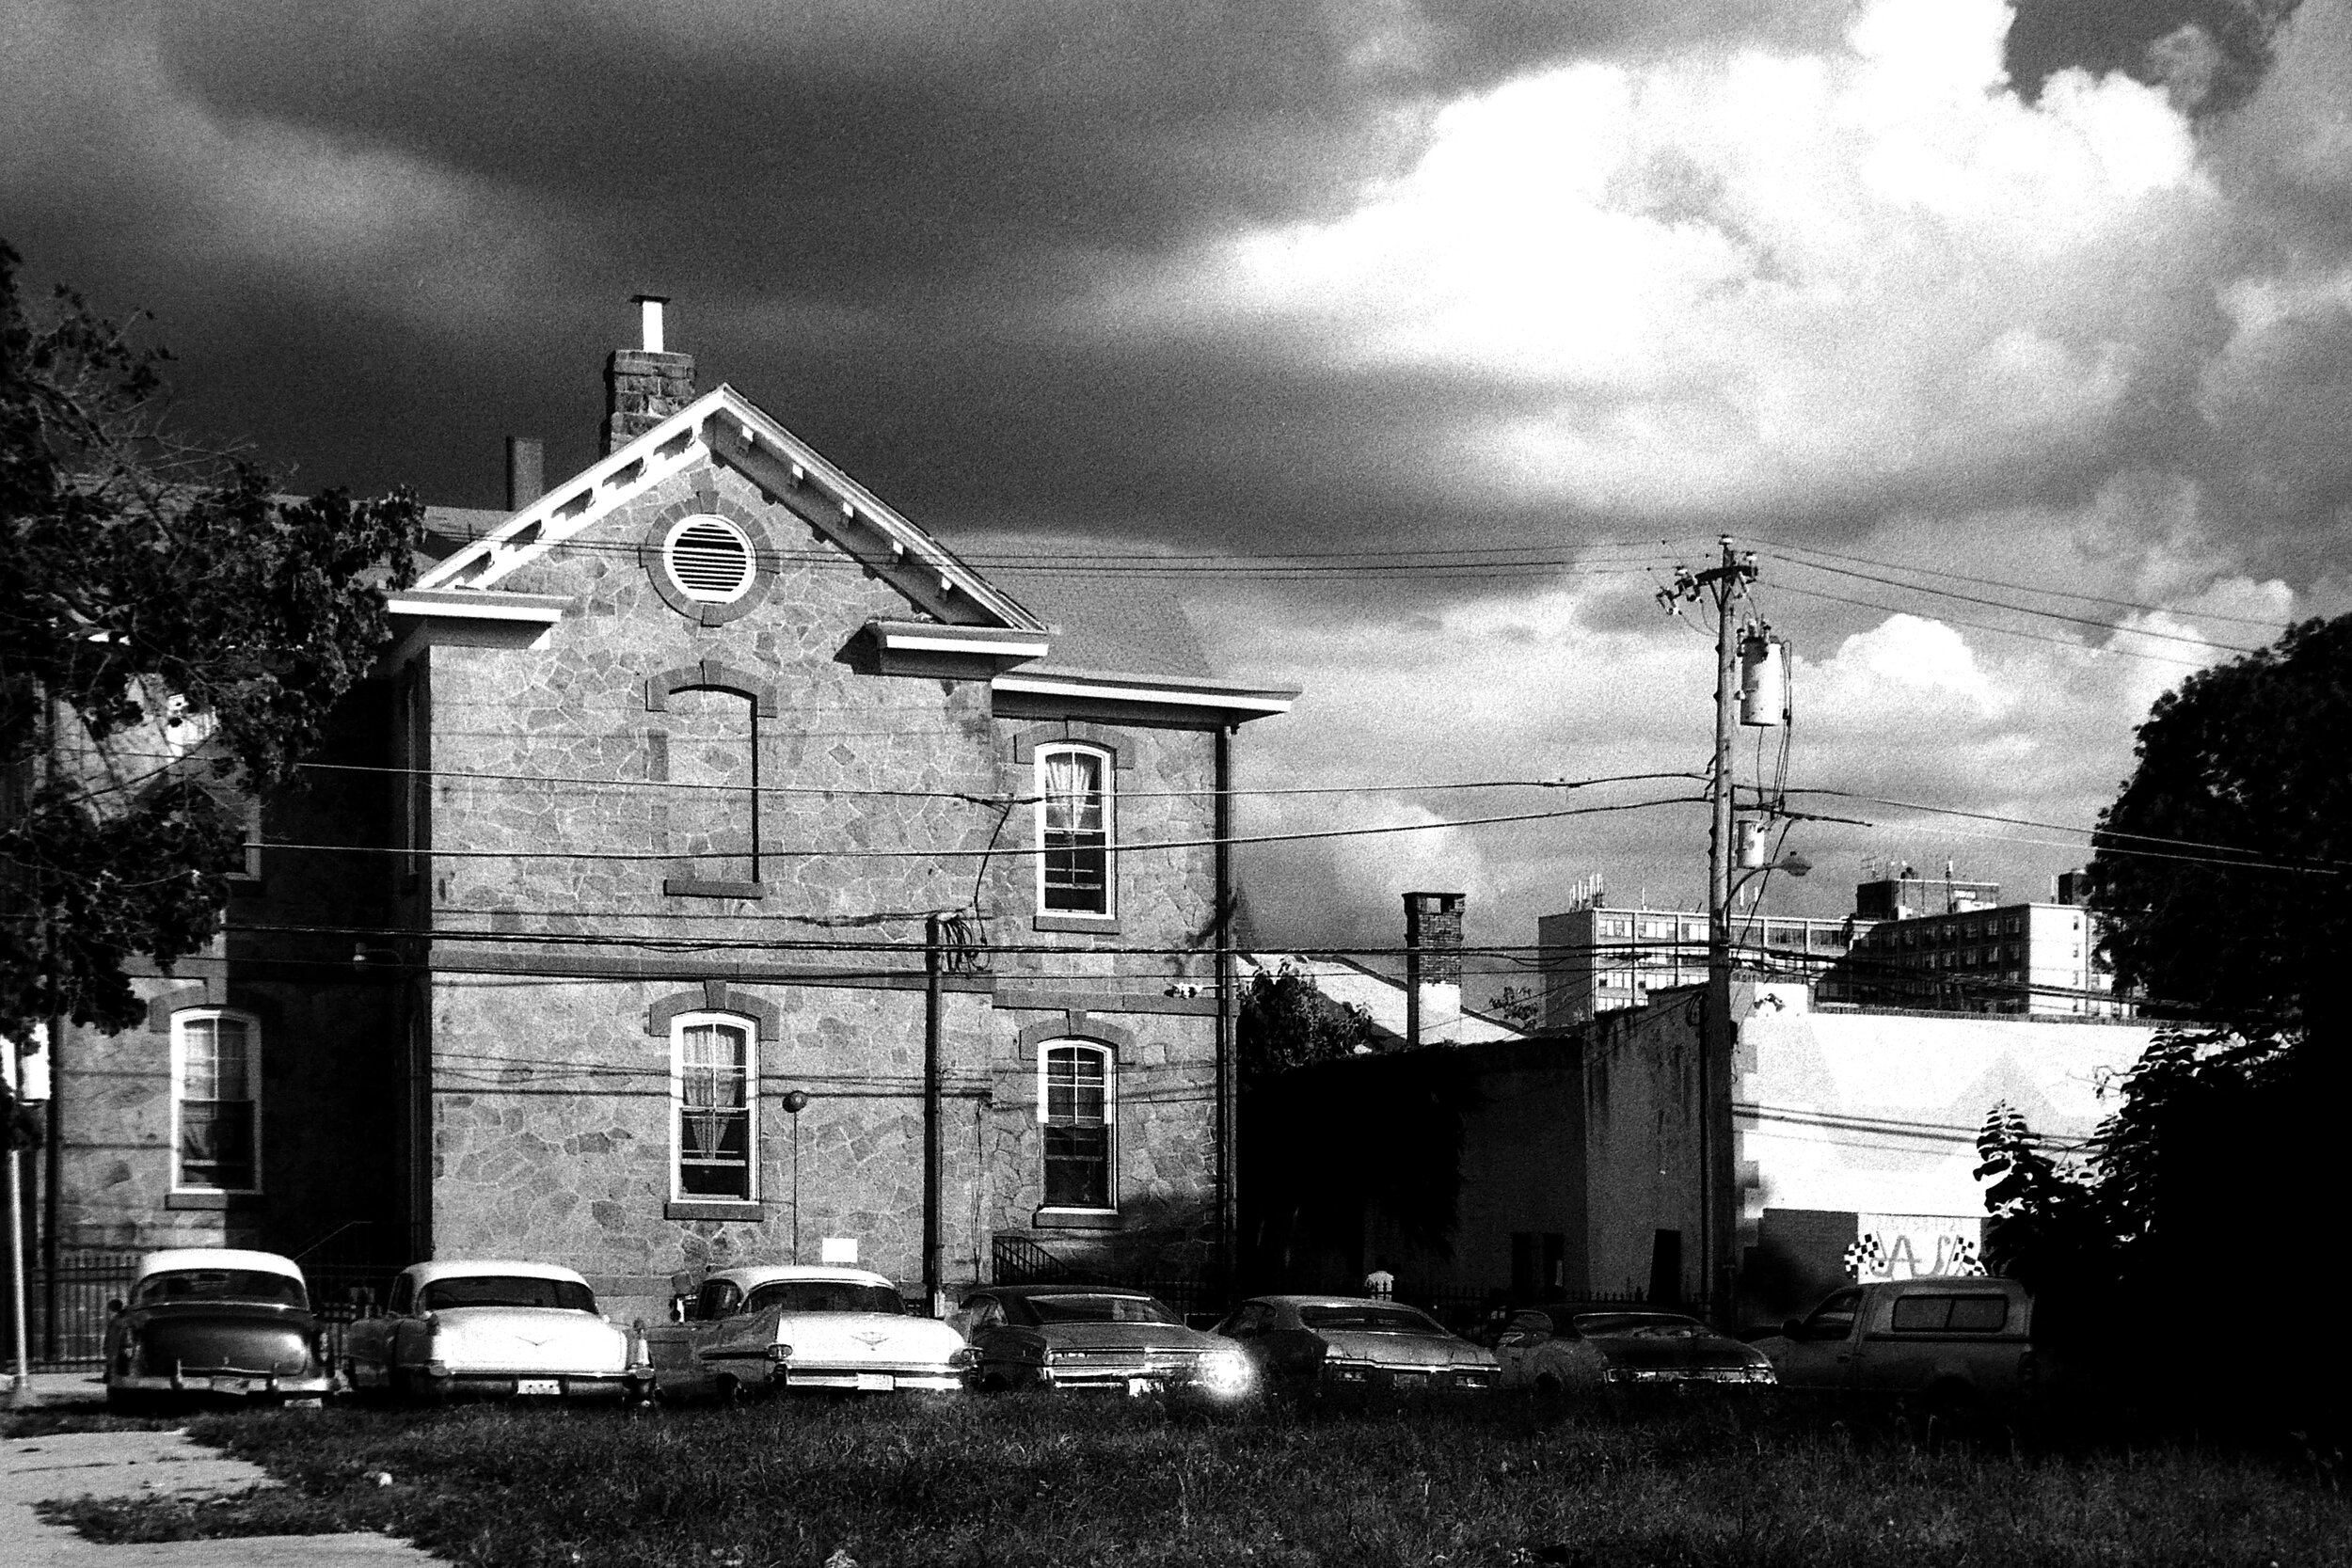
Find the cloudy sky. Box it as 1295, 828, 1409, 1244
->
7, 0, 2347, 996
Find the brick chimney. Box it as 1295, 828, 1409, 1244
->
1403, 892, 1465, 1048
602, 294, 696, 455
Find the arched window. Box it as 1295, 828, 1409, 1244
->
673, 1013, 757, 1202
1040, 1041, 1114, 1212
172, 1009, 260, 1194
1036, 744, 1113, 918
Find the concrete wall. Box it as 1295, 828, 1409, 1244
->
1580, 992, 1709, 1301
1733, 986, 2152, 1320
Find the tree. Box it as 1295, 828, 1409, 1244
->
1237, 961, 1379, 1081
0, 239, 423, 1043
1485, 984, 1540, 1029
1979, 615, 2352, 1424
2085, 611, 2352, 1038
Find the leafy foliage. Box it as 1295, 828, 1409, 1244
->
1485, 983, 1540, 1029
1237, 961, 1379, 1081
1989, 618, 2352, 1423
2086, 611, 2352, 1037
0, 239, 423, 1040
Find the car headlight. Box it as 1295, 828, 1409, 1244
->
1197, 1347, 1254, 1398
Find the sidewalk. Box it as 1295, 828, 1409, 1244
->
2, 1376, 437, 1565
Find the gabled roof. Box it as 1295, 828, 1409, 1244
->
398, 383, 1297, 718
414, 385, 1043, 632
1244, 953, 1531, 1047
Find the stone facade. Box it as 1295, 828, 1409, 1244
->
42, 374, 1289, 1326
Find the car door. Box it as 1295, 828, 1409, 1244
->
1778, 1287, 1865, 1390
959, 1295, 1019, 1386
1216, 1302, 1279, 1379
1494, 1309, 1553, 1389
344, 1273, 413, 1390
644, 1278, 743, 1395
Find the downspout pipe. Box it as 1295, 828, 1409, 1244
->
923, 914, 943, 1315
1214, 723, 1235, 1293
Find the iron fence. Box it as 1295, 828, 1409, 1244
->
6, 1250, 140, 1370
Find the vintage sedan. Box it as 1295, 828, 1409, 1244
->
1493, 1307, 1775, 1397
647, 1265, 969, 1398
953, 1285, 1254, 1400
103, 1248, 334, 1409
343, 1260, 653, 1402
1214, 1295, 1496, 1394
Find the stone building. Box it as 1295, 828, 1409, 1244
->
41, 304, 1295, 1323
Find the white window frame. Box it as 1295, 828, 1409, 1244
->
1037, 1039, 1116, 1214
1034, 743, 1115, 920
671, 1010, 759, 1204
170, 1008, 262, 1195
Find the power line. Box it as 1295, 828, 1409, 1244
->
1749, 535, 2298, 631
1765, 579, 2228, 668
160, 792, 1702, 863
1766, 554, 2264, 655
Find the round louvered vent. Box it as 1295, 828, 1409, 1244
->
663, 516, 755, 604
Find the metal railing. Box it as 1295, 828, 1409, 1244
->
8, 1251, 139, 1370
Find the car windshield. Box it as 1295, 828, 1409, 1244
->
1022, 1293, 1180, 1325
1573, 1313, 1707, 1338
744, 1281, 905, 1316
418, 1275, 596, 1312
1298, 1305, 1446, 1335
133, 1269, 307, 1308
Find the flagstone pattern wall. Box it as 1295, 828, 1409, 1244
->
415, 459, 1225, 1322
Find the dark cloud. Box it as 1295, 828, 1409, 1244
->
2006, 0, 2303, 113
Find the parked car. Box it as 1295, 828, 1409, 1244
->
1753, 1276, 2034, 1411
952, 1285, 1255, 1399
646, 1265, 969, 1398
1492, 1307, 1775, 1397
1214, 1295, 1497, 1394
103, 1248, 334, 1410
342, 1259, 654, 1402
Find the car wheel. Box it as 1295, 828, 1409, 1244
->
1533, 1372, 1565, 1408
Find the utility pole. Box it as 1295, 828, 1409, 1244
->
1659, 535, 1756, 1326
922, 914, 944, 1318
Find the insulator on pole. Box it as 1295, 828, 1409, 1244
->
1740, 632, 1786, 727
1736, 816, 1771, 868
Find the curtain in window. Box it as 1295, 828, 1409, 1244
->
679, 1023, 753, 1198
179, 1017, 256, 1190
1041, 751, 1108, 913
1042, 1046, 1110, 1209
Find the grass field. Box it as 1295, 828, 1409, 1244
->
24, 1391, 2352, 1568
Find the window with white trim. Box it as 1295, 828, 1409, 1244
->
674, 1013, 756, 1201
172, 1010, 260, 1193
1037, 744, 1112, 916
1041, 1042, 1113, 1211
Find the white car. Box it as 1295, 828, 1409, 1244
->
646, 1265, 971, 1398
343, 1260, 653, 1402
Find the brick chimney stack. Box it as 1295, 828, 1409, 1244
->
603, 294, 696, 455
1403, 892, 1465, 1049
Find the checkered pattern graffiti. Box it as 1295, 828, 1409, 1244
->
1843, 1233, 1884, 1276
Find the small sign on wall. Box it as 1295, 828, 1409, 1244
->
819, 1237, 858, 1265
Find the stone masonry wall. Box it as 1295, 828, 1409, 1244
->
415, 452, 1225, 1317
